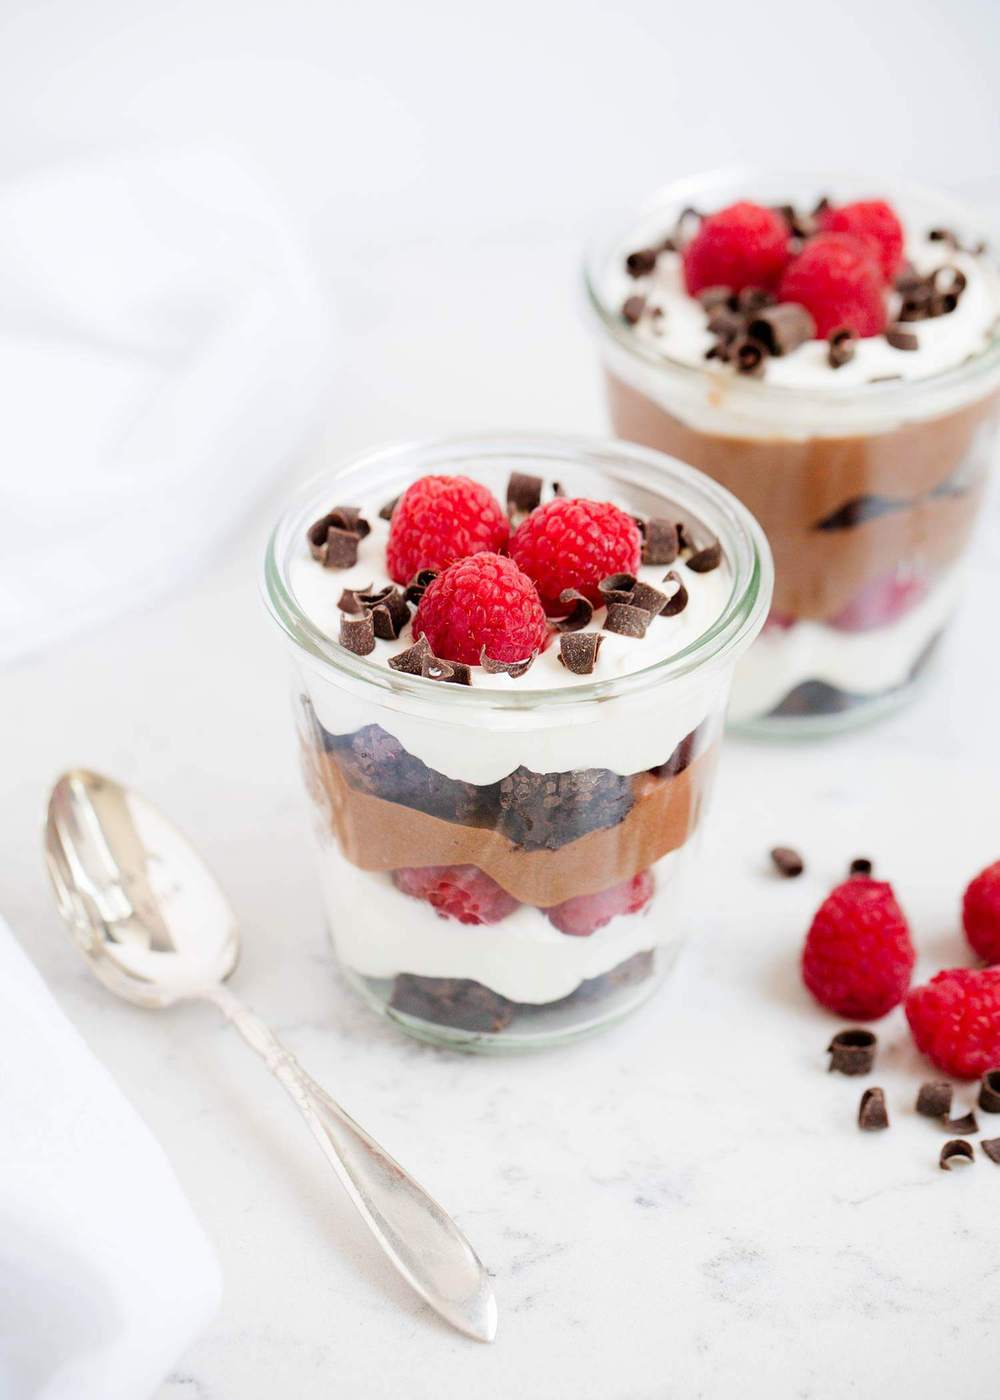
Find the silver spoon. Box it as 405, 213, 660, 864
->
44, 768, 497, 1344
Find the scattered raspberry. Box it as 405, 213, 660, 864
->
905, 967, 1000, 1079
413, 552, 548, 666
509, 497, 642, 612
963, 860, 1000, 963
392, 864, 520, 925
819, 199, 904, 283
778, 233, 887, 338
682, 202, 791, 295
828, 567, 929, 632
386, 475, 509, 584
801, 878, 915, 1020
547, 871, 653, 936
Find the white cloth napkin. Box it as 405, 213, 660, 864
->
0, 146, 333, 663
0, 916, 222, 1399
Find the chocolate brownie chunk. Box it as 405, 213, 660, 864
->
497, 765, 633, 850
328, 724, 500, 826
390, 975, 516, 1032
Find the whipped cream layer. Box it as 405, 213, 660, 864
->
319, 839, 684, 1004
728, 568, 962, 722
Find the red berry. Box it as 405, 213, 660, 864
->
778, 233, 887, 338
386, 474, 509, 584
392, 864, 519, 925
828, 568, 929, 632
509, 497, 642, 613
802, 878, 915, 1020
413, 552, 548, 667
905, 967, 1000, 1079
682, 201, 791, 295
547, 871, 654, 937
963, 860, 1000, 964
819, 199, 904, 283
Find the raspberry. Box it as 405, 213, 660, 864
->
682, 202, 791, 296
828, 567, 929, 632
392, 864, 519, 925
819, 199, 904, 283
778, 233, 887, 338
801, 878, 915, 1020
413, 552, 548, 666
509, 498, 642, 612
963, 861, 1000, 964
547, 871, 653, 936
386, 475, 509, 584
905, 968, 1000, 1079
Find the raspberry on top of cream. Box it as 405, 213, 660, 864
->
289, 469, 733, 694
607, 193, 1000, 390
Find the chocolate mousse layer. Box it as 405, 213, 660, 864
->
304, 738, 717, 907
606, 371, 997, 621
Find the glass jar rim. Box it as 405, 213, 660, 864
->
262, 431, 772, 712
583, 165, 1000, 408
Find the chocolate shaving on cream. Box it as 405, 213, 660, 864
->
339, 612, 375, 656
748, 303, 816, 356
388, 635, 432, 674
940, 1139, 974, 1170
479, 647, 538, 678
661, 571, 689, 616
555, 590, 594, 632
687, 539, 722, 573
558, 632, 603, 674
605, 603, 653, 638
640, 518, 679, 566
916, 1082, 953, 1118
827, 1029, 876, 1075
598, 573, 638, 607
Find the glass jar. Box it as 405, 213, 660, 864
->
264, 434, 771, 1051
585, 170, 1000, 735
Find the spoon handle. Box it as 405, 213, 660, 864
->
208, 985, 497, 1343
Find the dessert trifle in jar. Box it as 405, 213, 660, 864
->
585, 172, 1000, 733
264, 435, 771, 1050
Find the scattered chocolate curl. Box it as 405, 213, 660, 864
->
982, 1138, 1000, 1164
640, 518, 679, 566
388, 635, 432, 675
357, 585, 410, 639
660, 571, 689, 616
827, 1028, 876, 1076
687, 538, 722, 573
336, 582, 373, 614
858, 1087, 889, 1131
732, 336, 767, 378
339, 612, 375, 656
940, 1139, 975, 1170
625, 247, 659, 277
598, 573, 638, 607
622, 295, 646, 325
849, 857, 874, 878
403, 569, 439, 606
748, 303, 816, 356
771, 846, 804, 878
507, 471, 543, 516
978, 1069, 1000, 1113
558, 632, 603, 675
479, 647, 538, 679
378, 495, 399, 521
629, 581, 669, 617
827, 326, 857, 368
308, 520, 362, 569
942, 1111, 979, 1136
696, 285, 734, 312
916, 1082, 953, 1118
421, 654, 471, 685
555, 589, 594, 632
605, 603, 653, 638
885, 326, 919, 352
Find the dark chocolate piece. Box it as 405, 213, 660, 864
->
917, 1082, 953, 1118
827, 326, 857, 368
707, 308, 744, 341
943, 1111, 979, 1136
885, 326, 919, 352
696, 285, 734, 311
736, 287, 776, 315
339, 612, 375, 655
378, 495, 399, 521
388, 635, 432, 674
858, 1087, 889, 1131
748, 303, 816, 356
641, 518, 679, 566
940, 1139, 975, 1170
622, 295, 646, 325
625, 247, 659, 277
421, 654, 471, 685
982, 1138, 1000, 1164
498, 765, 633, 851
827, 1028, 876, 1075
661, 570, 689, 616
558, 632, 603, 675
731, 336, 767, 378
308, 519, 362, 569
629, 581, 669, 617
479, 647, 537, 679
390, 974, 516, 1033
555, 589, 594, 632
327, 505, 370, 538
771, 846, 804, 878
598, 573, 638, 607
849, 857, 874, 878
687, 539, 722, 573
403, 569, 438, 606
336, 582, 373, 613
605, 603, 653, 638
358, 585, 410, 639
507, 471, 543, 515
978, 1069, 1000, 1113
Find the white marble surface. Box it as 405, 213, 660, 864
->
4, 230, 1000, 1400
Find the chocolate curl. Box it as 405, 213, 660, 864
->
736, 287, 776, 316
403, 569, 439, 606
598, 573, 638, 607
388, 635, 432, 674
506, 471, 543, 516
660, 571, 689, 616
916, 1082, 953, 1118
640, 518, 679, 566
706, 308, 744, 342
308, 520, 361, 569
696, 285, 734, 311
605, 603, 653, 638
885, 326, 919, 352
940, 1139, 974, 1170
942, 1111, 979, 1136
421, 654, 472, 685
771, 846, 805, 879
336, 582, 373, 614
858, 1087, 889, 1131
378, 495, 400, 521
978, 1069, 1000, 1113
983, 1138, 1000, 1164
625, 247, 659, 277
555, 590, 594, 632
629, 581, 669, 617
827, 326, 857, 368
479, 647, 537, 679
622, 295, 646, 325
558, 631, 603, 675
339, 612, 375, 656
827, 1028, 876, 1075
356, 584, 410, 639
748, 303, 816, 356
687, 539, 722, 573
731, 336, 767, 378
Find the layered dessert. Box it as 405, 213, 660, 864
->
587, 174, 1000, 730
265, 437, 770, 1049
